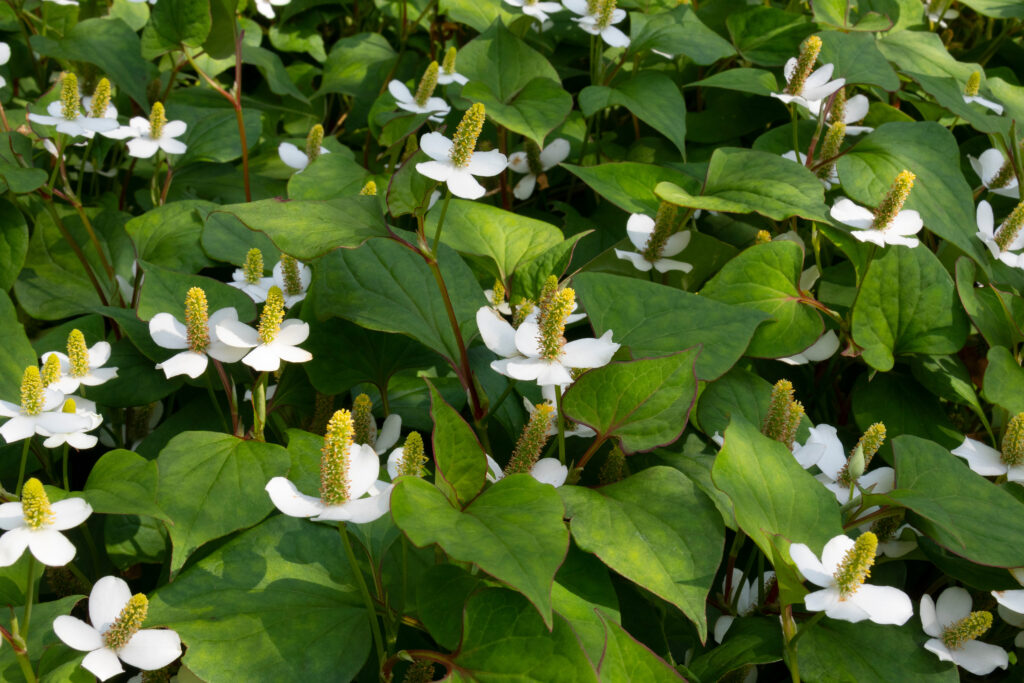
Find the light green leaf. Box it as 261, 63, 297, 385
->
464, 77, 572, 146
150, 0, 211, 48
580, 73, 686, 156
428, 380, 487, 508
689, 68, 778, 97
0, 291, 36, 400
456, 20, 559, 102
726, 6, 813, 66
628, 6, 735, 65
598, 617, 685, 682
564, 162, 702, 216
287, 149, 367, 200
126, 200, 217, 273
819, 30, 900, 91
82, 449, 169, 522
982, 346, 1024, 415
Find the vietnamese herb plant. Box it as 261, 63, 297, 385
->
3, 0, 1024, 682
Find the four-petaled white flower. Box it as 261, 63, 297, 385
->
789, 533, 913, 624
53, 576, 182, 681
29, 101, 119, 139
0, 480, 92, 567
782, 150, 837, 190
805, 93, 873, 135
771, 62, 845, 110
108, 115, 187, 159
614, 213, 693, 273
42, 341, 118, 394
256, 0, 291, 18
215, 318, 313, 372
779, 330, 840, 366
921, 587, 1008, 676
36, 397, 103, 449
505, 0, 565, 26
149, 308, 251, 379
791, 423, 847, 473
273, 258, 312, 308
0, 387, 77, 444
975, 200, 1024, 269
951, 435, 1024, 483
969, 148, 1019, 198
388, 80, 450, 122
278, 141, 329, 172
563, 0, 630, 47
507, 138, 570, 199
714, 568, 776, 643
486, 454, 569, 488
830, 197, 922, 248
416, 131, 507, 200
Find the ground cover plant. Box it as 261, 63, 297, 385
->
0, 0, 1023, 680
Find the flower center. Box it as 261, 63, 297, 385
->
989, 152, 1017, 190
320, 409, 355, 505
504, 403, 555, 476
1001, 413, 1024, 467
595, 0, 618, 29
832, 532, 877, 599
60, 73, 80, 121
67, 329, 90, 378
20, 366, 44, 417
870, 170, 915, 230
89, 78, 111, 119
535, 276, 575, 361
642, 202, 679, 263
149, 102, 167, 139
103, 593, 149, 651
414, 62, 440, 108
442, 47, 458, 75
994, 200, 1024, 252
784, 35, 822, 96
965, 71, 981, 98
761, 379, 804, 450
352, 393, 377, 447
279, 255, 303, 297
360, 180, 377, 196
62, 398, 77, 415
184, 287, 211, 354
305, 124, 324, 163
41, 354, 62, 388
21, 479, 54, 530
258, 287, 285, 344
242, 248, 264, 285
450, 103, 486, 168
513, 298, 535, 327
941, 611, 992, 650
490, 279, 506, 310
398, 431, 427, 477
828, 87, 846, 124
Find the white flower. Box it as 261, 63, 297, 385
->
483, 289, 512, 316
41, 341, 118, 394
0, 43, 9, 90
505, 0, 565, 25
771, 61, 845, 109
149, 307, 251, 379
791, 424, 847, 473
812, 433, 895, 505
0, 388, 73, 444
563, 0, 630, 47
42, 0, 80, 4
107, 116, 187, 159
969, 148, 1019, 198
416, 131, 507, 200
951, 436, 1024, 483
486, 453, 569, 487
507, 138, 570, 199
0, 480, 92, 567
789, 533, 913, 625
921, 587, 1008, 676
278, 141, 329, 172
255, 0, 291, 18
214, 318, 313, 373
525, 385, 595, 438
779, 330, 840, 365
365, 413, 402, 456
924, 1, 958, 27
993, 590, 1024, 649
28, 100, 119, 139
830, 197, 922, 248
273, 258, 312, 308
715, 568, 776, 643
53, 576, 182, 681
36, 397, 103, 449
437, 63, 467, 86
975, 200, 1024, 269
228, 268, 275, 303
488, 315, 619, 387
388, 80, 450, 122
614, 213, 692, 273
781, 150, 837, 189
963, 93, 1003, 115
476, 306, 589, 366
804, 93, 873, 135
267, 443, 392, 524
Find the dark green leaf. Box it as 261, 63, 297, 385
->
580, 73, 686, 156
428, 380, 487, 508
464, 78, 572, 146
126, 200, 217, 273
137, 260, 256, 323
82, 449, 168, 522
150, 0, 211, 48
982, 346, 1024, 415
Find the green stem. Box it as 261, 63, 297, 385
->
789, 611, 826, 647
430, 189, 453, 255
14, 649, 35, 683
554, 387, 567, 466
781, 605, 801, 683
61, 444, 69, 492
340, 523, 386, 672
16, 438, 30, 497
789, 105, 802, 160
22, 555, 36, 643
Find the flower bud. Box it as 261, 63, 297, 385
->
442, 47, 458, 76
360, 180, 377, 196
965, 71, 981, 98
755, 230, 772, 244
490, 279, 506, 309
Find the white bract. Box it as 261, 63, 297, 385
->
0, 43, 9, 89
992, 590, 1024, 649
256, 0, 291, 18
974, 200, 1024, 269
36, 397, 103, 449
486, 453, 569, 488
969, 148, 1019, 198
53, 576, 182, 681
416, 131, 507, 200
771, 61, 844, 109
504, 0, 564, 24
507, 138, 570, 199
963, 92, 1003, 115
278, 141, 329, 172
614, 213, 692, 273
0, 481, 92, 567
921, 587, 1008, 676
149, 307, 251, 379
951, 436, 1024, 483
489, 317, 619, 387
0, 386, 77, 444
42, 340, 118, 394
107, 114, 187, 159
791, 423, 847, 473
779, 330, 840, 366
215, 318, 313, 372
830, 197, 922, 248
388, 80, 450, 122
29, 100, 119, 139
563, 0, 630, 47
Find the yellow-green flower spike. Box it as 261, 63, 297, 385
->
871, 170, 915, 230
585, 0, 600, 15
414, 61, 440, 108
21, 478, 54, 530
762, 379, 798, 446
258, 287, 285, 344
832, 531, 877, 599
442, 47, 458, 75
352, 393, 376, 447
60, 73, 81, 121
320, 409, 355, 505
941, 610, 992, 650
402, 659, 437, 683
830, 87, 847, 125
505, 403, 555, 475
491, 279, 506, 308
279, 254, 303, 296
854, 422, 886, 468
513, 298, 535, 327
62, 398, 77, 414
870, 513, 902, 542
149, 102, 167, 139
359, 180, 377, 196
989, 148, 1019, 190
1002, 413, 1024, 467
20, 366, 44, 417
524, 140, 544, 177
305, 124, 324, 164
995, 200, 1024, 252
817, 121, 846, 182
398, 431, 427, 477
781, 400, 805, 450
536, 277, 575, 361
450, 103, 486, 168
88, 78, 112, 119
184, 287, 210, 354
242, 248, 264, 285
785, 36, 823, 96
102, 593, 149, 651
755, 230, 772, 245
642, 202, 680, 263
595, 0, 619, 29
41, 354, 62, 387
66, 329, 90, 378
965, 71, 981, 98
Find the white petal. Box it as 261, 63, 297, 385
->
1, 417, 38, 444
127, 137, 161, 159
507, 151, 530, 174
420, 132, 454, 162
504, 357, 570, 385
888, 210, 923, 236
28, 527, 77, 566
162, 120, 187, 138
265, 477, 323, 518
920, 593, 942, 637
90, 576, 132, 632
50, 498, 93, 530
0, 527, 29, 566
615, 249, 654, 272
315, 484, 393, 523
952, 640, 1009, 676
562, 0, 590, 15
513, 174, 537, 200
831, 198, 875, 229
386, 448, 403, 480
852, 229, 888, 247
801, 331, 839, 362
348, 444, 382, 499
626, 214, 655, 250
276, 319, 310, 346
530, 458, 568, 487
388, 80, 414, 103
514, 321, 544, 358
820, 593, 873, 622
0, 503, 23, 530
660, 230, 691, 257
476, 308, 519, 358
843, 95, 870, 123
994, 589, 1024, 618
803, 587, 846, 615
118, 629, 183, 670
156, 351, 208, 379
213, 319, 260, 348
464, 151, 508, 179
540, 138, 570, 169
849, 584, 913, 625
951, 437, 1007, 476
561, 332, 620, 368
935, 586, 972, 626
486, 454, 504, 481
416, 160, 454, 183
789, 543, 832, 587
278, 142, 309, 170
784, 58, 797, 84
82, 648, 124, 681
600, 25, 630, 47
376, 414, 401, 453
148, 313, 189, 350
206, 340, 250, 364
714, 615, 735, 644
821, 534, 856, 573
53, 615, 103, 651
652, 258, 693, 273
979, 148, 1007, 185
242, 345, 283, 372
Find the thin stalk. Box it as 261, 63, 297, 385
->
22, 555, 36, 643
16, 438, 30, 497
61, 444, 69, 491
554, 387, 567, 466
340, 523, 386, 672
430, 190, 453, 254
781, 605, 801, 683
789, 105, 802, 160
575, 435, 607, 470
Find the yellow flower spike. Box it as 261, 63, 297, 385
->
398, 431, 427, 477
41, 354, 62, 387
442, 47, 458, 75
305, 124, 324, 164
755, 230, 773, 245
149, 102, 167, 139
513, 297, 535, 327
184, 287, 211, 354
414, 62, 440, 108
995, 200, 1024, 252
854, 422, 886, 468
585, 0, 600, 15
60, 73, 81, 121
490, 279, 506, 308
242, 248, 264, 285
1002, 414, 1024, 467
817, 121, 846, 182
536, 277, 574, 361
67, 329, 90, 379
785, 36, 823, 96
830, 87, 847, 125
88, 78, 112, 119
965, 71, 981, 98
642, 201, 680, 262
762, 379, 795, 443
258, 287, 285, 344
20, 366, 44, 416
21, 478, 54, 530
359, 180, 377, 196
832, 531, 877, 598
871, 170, 916, 230
62, 398, 77, 414
449, 103, 486, 168
102, 594, 149, 650
352, 393, 376, 447
942, 611, 992, 650
320, 409, 355, 505
505, 403, 555, 475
